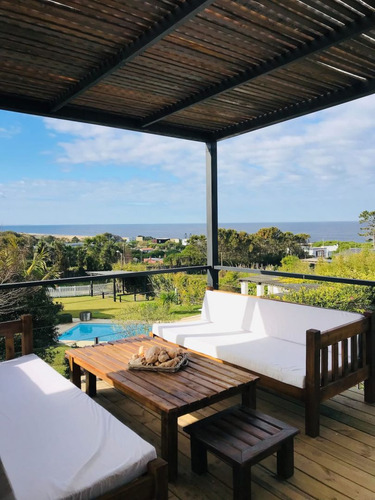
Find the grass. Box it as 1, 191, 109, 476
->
56, 295, 201, 320
36, 344, 71, 377
56, 295, 133, 318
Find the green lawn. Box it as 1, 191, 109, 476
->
56, 295, 132, 318
36, 344, 71, 377
56, 295, 201, 320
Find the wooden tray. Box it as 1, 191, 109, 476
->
128, 354, 189, 373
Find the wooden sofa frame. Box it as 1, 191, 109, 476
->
252, 312, 375, 437
0, 315, 168, 500
153, 302, 375, 438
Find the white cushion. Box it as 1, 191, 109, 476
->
152, 320, 245, 344
154, 327, 306, 388
0, 354, 157, 500
153, 290, 364, 389
202, 290, 253, 330
249, 297, 363, 344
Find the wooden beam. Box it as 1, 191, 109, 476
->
50, 0, 215, 112
142, 10, 375, 128
215, 77, 375, 140
0, 94, 212, 143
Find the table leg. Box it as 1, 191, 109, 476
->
85, 371, 97, 397
277, 438, 294, 478
70, 359, 81, 389
241, 383, 256, 409
161, 412, 178, 482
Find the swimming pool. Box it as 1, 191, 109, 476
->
59, 323, 149, 342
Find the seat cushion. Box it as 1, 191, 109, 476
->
154, 323, 306, 388
0, 354, 157, 500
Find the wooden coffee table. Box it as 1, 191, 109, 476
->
66, 335, 259, 481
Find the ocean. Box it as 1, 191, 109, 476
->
1, 221, 363, 243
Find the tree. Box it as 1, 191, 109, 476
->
218, 229, 253, 266
81, 233, 120, 270
0, 233, 62, 357
277, 248, 375, 313
359, 210, 375, 249
179, 235, 207, 266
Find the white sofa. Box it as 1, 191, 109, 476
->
0, 316, 167, 500
153, 290, 375, 436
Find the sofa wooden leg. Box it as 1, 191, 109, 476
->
364, 377, 375, 404
306, 328, 321, 437
305, 401, 320, 437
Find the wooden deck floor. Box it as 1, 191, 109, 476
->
93, 380, 375, 499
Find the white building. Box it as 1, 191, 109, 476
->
303, 244, 338, 259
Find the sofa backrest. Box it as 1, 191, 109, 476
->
249, 297, 364, 344
202, 290, 364, 345
202, 290, 256, 330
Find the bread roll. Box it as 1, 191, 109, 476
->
145, 345, 161, 364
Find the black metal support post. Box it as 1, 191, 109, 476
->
206, 141, 219, 289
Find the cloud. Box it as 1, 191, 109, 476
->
219, 94, 375, 193
31, 94, 375, 223
44, 117, 204, 180
0, 125, 21, 139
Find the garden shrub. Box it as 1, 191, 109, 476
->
275, 284, 375, 313
57, 313, 73, 324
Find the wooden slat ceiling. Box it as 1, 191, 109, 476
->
1, 0, 375, 142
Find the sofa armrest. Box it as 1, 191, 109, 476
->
305, 314, 374, 437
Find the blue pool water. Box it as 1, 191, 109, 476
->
59, 323, 149, 342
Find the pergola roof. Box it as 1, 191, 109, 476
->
1, 0, 375, 142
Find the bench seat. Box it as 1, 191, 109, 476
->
153, 323, 306, 388
0, 354, 158, 500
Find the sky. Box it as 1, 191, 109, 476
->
1, 93, 375, 226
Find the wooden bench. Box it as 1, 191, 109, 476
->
0, 316, 168, 500
183, 404, 299, 500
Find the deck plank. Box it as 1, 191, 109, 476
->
89, 380, 375, 499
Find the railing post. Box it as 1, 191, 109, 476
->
206, 140, 219, 289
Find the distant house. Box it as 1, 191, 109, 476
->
143, 257, 164, 264
302, 244, 338, 259
153, 237, 170, 244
